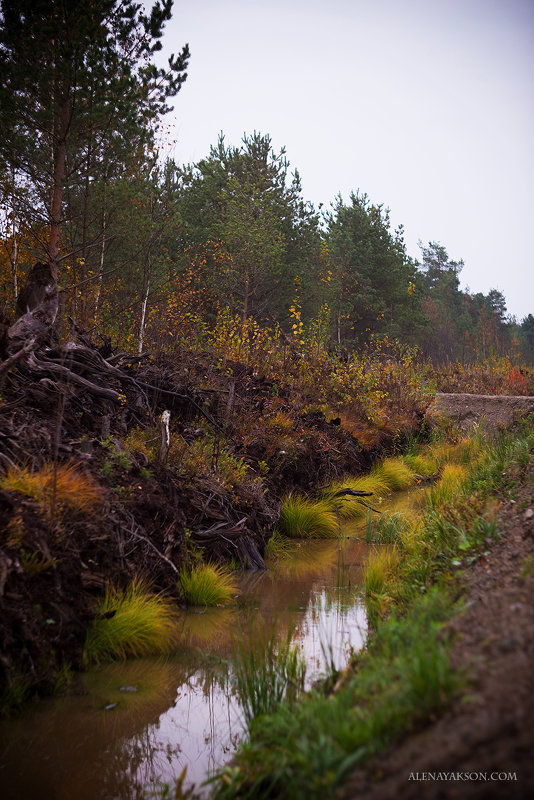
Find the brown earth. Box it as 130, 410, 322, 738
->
427, 393, 534, 433
343, 447, 534, 800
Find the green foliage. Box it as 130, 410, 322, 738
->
83, 580, 179, 665
0, 0, 189, 291
278, 495, 339, 539
178, 564, 237, 607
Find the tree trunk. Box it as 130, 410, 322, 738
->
138, 274, 150, 355
48, 97, 71, 284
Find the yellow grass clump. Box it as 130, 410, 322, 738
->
278, 494, 339, 538
179, 563, 237, 606
364, 546, 400, 597
427, 463, 469, 507
373, 458, 416, 492
84, 580, 179, 665
0, 462, 102, 514
323, 475, 390, 519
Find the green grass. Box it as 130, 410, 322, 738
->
278, 494, 339, 538
403, 453, 438, 477
426, 463, 468, 507
83, 579, 179, 665
265, 528, 293, 560
372, 512, 412, 546
234, 626, 306, 729
211, 589, 460, 800
364, 547, 395, 597
179, 563, 237, 606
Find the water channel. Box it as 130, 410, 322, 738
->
0, 491, 420, 799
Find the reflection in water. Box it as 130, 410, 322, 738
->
0, 529, 390, 799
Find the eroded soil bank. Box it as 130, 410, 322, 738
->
343, 452, 534, 799
428, 393, 534, 433
0, 346, 422, 706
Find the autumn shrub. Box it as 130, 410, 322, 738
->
179, 563, 237, 607
84, 580, 179, 665
278, 495, 339, 538
0, 462, 102, 514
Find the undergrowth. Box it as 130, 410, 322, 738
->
0, 461, 102, 515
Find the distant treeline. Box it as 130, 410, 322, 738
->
0, 1, 532, 363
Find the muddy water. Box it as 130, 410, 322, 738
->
0, 492, 420, 799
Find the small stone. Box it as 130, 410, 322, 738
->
119, 685, 137, 692
511, 550, 521, 558
524, 508, 533, 521
104, 702, 118, 710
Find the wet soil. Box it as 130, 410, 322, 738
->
343, 451, 534, 799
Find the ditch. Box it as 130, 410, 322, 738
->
0, 489, 422, 799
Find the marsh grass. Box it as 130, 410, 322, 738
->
323, 475, 390, 519
372, 512, 412, 546
265, 528, 293, 560
233, 625, 306, 728
84, 580, 179, 665
179, 563, 237, 606
403, 453, 438, 477
364, 546, 400, 598
212, 590, 460, 800
372, 458, 416, 492
427, 463, 468, 507
279, 494, 339, 538
0, 461, 102, 515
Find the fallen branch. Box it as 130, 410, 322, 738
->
0, 337, 36, 377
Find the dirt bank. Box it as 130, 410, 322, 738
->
427, 393, 534, 433
0, 344, 421, 706
343, 450, 534, 799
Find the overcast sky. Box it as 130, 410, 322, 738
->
159, 0, 534, 321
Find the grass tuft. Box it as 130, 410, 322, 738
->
278, 494, 339, 538
323, 475, 390, 519
84, 579, 179, 665
403, 453, 438, 477
234, 626, 306, 729
372, 458, 416, 492
373, 512, 412, 546
427, 463, 468, 508
364, 546, 400, 597
0, 461, 102, 514
179, 563, 237, 606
